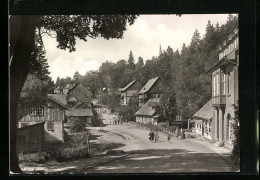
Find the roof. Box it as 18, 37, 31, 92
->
73, 101, 91, 109
120, 80, 136, 92
65, 108, 93, 117
193, 99, 213, 120
48, 94, 68, 108
67, 94, 77, 103
18, 122, 45, 130
135, 98, 160, 116
138, 77, 159, 94
65, 83, 76, 89
68, 82, 93, 102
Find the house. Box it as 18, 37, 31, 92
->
119, 80, 143, 105
67, 82, 93, 104
135, 98, 160, 125
192, 99, 213, 140
138, 77, 167, 106
18, 94, 67, 143
18, 82, 95, 145
207, 28, 239, 149
17, 122, 45, 153
170, 114, 183, 128
64, 108, 94, 133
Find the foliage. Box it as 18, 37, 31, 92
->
19, 152, 54, 163
18, 74, 50, 107
160, 89, 178, 124
118, 97, 139, 122
230, 102, 240, 170
56, 133, 90, 162
70, 119, 87, 133
90, 142, 125, 154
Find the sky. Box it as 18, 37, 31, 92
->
43, 14, 231, 82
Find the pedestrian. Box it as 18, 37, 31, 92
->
154, 131, 159, 142
149, 129, 153, 141
109, 119, 111, 124
151, 130, 155, 142
180, 128, 183, 139
167, 132, 171, 142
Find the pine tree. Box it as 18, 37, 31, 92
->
128, 50, 135, 69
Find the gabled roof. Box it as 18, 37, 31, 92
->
138, 77, 160, 94
135, 98, 160, 116
65, 108, 93, 117
120, 80, 136, 92
193, 99, 212, 120
67, 94, 77, 103
73, 101, 91, 109
47, 94, 68, 108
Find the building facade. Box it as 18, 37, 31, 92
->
119, 80, 143, 105
135, 98, 160, 125
207, 28, 239, 149
193, 99, 213, 141
138, 77, 167, 107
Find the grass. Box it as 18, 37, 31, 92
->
19, 151, 55, 163
90, 141, 125, 154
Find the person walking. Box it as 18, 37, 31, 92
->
151, 130, 154, 142
109, 119, 111, 124
154, 131, 159, 142
149, 129, 153, 141
167, 132, 171, 142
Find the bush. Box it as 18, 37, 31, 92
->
56, 145, 90, 162
90, 142, 124, 154
56, 133, 90, 162
230, 102, 240, 170
19, 152, 54, 163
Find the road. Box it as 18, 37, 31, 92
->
85, 110, 232, 173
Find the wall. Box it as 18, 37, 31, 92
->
44, 121, 64, 143
17, 123, 45, 153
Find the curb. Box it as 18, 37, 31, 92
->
79, 154, 128, 172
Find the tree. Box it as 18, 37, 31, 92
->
128, 50, 135, 69
10, 15, 138, 172
136, 56, 144, 67
160, 90, 178, 126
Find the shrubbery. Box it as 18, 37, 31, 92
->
56, 133, 90, 162
19, 152, 54, 163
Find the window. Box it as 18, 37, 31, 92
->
30, 105, 44, 116
213, 75, 216, 96
221, 72, 225, 95
18, 136, 26, 143
227, 72, 231, 94
47, 121, 54, 131
216, 74, 219, 96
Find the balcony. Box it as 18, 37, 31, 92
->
212, 95, 226, 107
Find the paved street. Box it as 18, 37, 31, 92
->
20, 109, 232, 173
83, 110, 232, 173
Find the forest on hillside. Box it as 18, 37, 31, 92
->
20, 14, 238, 120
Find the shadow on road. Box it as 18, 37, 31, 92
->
86, 148, 232, 173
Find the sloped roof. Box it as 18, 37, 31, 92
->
193, 99, 212, 120
120, 80, 136, 92
48, 94, 68, 108
135, 98, 160, 116
67, 94, 77, 103
68, 82, 93, 102
65, 108, 93, 117
138, 77, 159, 94
73, 101, 91, 109
65, 83, 76, 89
